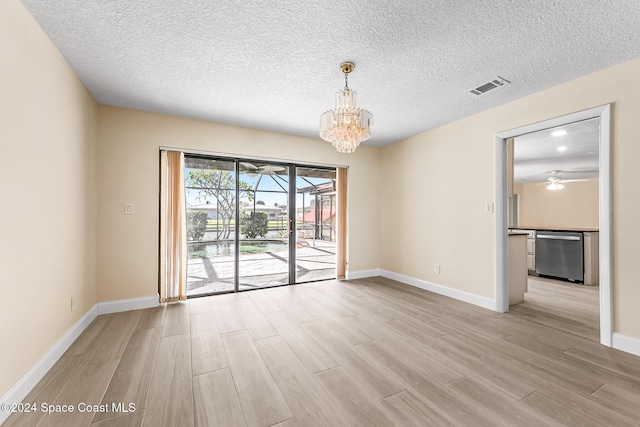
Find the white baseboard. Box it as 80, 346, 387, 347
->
612, 332, 640, 357
380, 269, 498, 311
0, 304, 98, 425
97, 294, 159, 315
345, 269, 381, 280
0, 294, 160, 424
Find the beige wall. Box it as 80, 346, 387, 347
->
380, 57, 640, 339
515, 179, 599, 229
97, 106, 381, 302
0, 0, 98, 397
4, 0, 640, 400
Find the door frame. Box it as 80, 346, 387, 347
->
494, 104, 612, 347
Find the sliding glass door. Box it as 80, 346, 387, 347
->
184, 155, 337, 297
295, 167, 337, 283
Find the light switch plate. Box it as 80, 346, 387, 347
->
125, 204, 135, 215
484, 203, 494, 213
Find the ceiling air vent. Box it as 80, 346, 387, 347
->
470, 76, 510, 95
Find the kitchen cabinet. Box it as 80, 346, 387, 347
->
584, 232, 599, 286
526, 238, 535, 271
508, 233, 528, 305
518, 229, 536, 273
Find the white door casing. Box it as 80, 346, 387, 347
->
494, 104, 612, 347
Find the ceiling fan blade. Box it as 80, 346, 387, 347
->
240, 162, 259, 171
259, 165, 285, 175
561, 178, 591, 183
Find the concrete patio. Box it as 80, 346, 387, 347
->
186, 239, 336, 296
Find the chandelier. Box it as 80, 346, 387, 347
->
319, 62, 374, 153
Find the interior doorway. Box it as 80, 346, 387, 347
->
509, 119, 601, 341
184, 155, 339, 297
494, 105, 612, 347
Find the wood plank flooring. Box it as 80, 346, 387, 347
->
511, 276, 600, 342
5, 276, 640, 427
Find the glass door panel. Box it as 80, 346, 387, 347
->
184, 157, 237, 296
295, 167, 337, 283
238, 162, 290, 290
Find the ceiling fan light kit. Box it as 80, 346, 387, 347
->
319, 62, 374, 154
546, 182, 565, 191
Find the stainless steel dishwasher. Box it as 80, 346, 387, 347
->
535, 231, 584, 282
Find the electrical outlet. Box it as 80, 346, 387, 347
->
484, 203, 494, 213
434, 264, 441, 274
125, 204, 135, 215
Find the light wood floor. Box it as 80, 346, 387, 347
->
515, 275, 601, 342
6, 276, 640, 426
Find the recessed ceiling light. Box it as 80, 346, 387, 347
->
557, 146, 567, 152
552, 129, 567, 137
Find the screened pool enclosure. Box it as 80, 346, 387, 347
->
184, 155, 338, 297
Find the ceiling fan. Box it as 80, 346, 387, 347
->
239, 162, 286, 176
544, 170, 589, 190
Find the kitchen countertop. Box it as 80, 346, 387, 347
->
511, 226, 599, 232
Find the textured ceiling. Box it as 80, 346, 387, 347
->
20, 0, 640, 146
514, 118, 600, 184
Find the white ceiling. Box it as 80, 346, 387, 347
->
20, 0, 640, 147
513, 118, 600, 184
